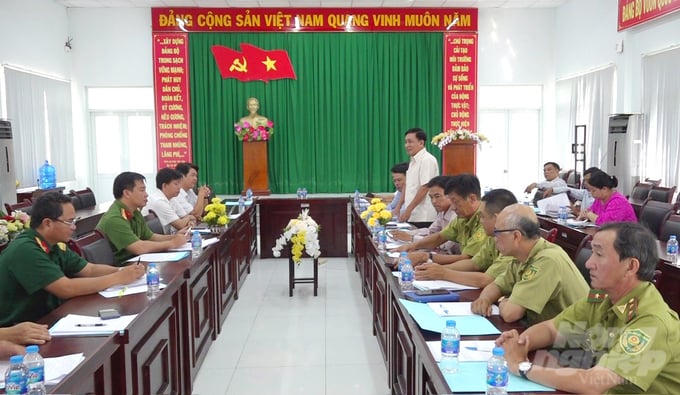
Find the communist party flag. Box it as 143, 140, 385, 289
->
211, 43, 297, 82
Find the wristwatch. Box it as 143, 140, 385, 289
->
518, 361, 533, 380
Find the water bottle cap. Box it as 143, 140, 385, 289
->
492, 346, 504, 356
446, 319, 456, 327
25, 345, 39, 353
10, 355, 23, 364
400, 251, 408, 256
148, 262, 157, 268
671, 235, 677, 239
193, 230, 199, 236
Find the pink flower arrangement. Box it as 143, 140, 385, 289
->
234, 120, 274, 142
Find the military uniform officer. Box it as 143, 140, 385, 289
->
497, 222, 680, 394
472, 204, 589, 324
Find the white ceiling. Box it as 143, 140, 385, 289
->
55, 0, 568, 8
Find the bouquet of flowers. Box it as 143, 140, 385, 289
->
431, 127, 489, 150
202, 198, 229, 227
234, 120, 274, 142
0, 210, 30, 243
272, 209, 321, 264
360, 198, 393, 227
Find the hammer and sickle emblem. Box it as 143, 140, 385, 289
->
229, 57, 248, 73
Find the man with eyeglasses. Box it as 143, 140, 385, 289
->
471, 204, 588, 325
496, 222, 680, 394
0, 193, 146, 330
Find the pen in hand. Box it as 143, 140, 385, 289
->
136, 256, 141, 265
76, 323, 106, 327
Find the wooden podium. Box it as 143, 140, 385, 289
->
442, 140, 477, 175
242, 141, 271, 195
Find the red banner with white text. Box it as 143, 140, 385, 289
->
618, 0, 680, 30
152, 33, 192, 169
152, 8, 477, 32
443, 33, 478, 133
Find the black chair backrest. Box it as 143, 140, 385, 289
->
630, 182, 653, 201
639, 200, 674, 239
660, 214, 680, 242
572, 235, 593, 287
71, 187, 97, 208
145, 210, 164, 234
5, 199, 33, 216
70, 230, 115, 265
82, 237, 115, 265
648, 186, 676, 204
69, 194, 83, 210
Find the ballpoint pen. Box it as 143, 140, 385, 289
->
76, 323, 106, 327
136, 256, 141, 265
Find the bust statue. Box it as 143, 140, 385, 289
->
239, 97, 270, 127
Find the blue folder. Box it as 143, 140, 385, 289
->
403, 290, 460, 303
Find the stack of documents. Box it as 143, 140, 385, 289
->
49, 313, 138, 336
0, 353, 86, 388
125, 251, 189, 262
99, 276, 167, 298
170, 237, 220, 251
390, 273, 478, 291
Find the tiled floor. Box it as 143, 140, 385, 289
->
192, 257, 390, 395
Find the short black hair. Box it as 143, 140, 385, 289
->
404, 127, 427, 143
175, 162, 199, 176
444, 174, 481, 199
482, 188, 518, 215
598, 222, 658, 281
426, 175, 452, 190
113, 172, 146, 199
588, 170, 618, 189
391, 162, 409, 175
156, 168, 183, 189
30, 192, 72, 230
544, 162, 561, 171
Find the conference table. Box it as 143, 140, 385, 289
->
21, 204, 258, 394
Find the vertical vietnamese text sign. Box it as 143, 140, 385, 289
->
153, 33, 192, 169
442, 33, 478, 175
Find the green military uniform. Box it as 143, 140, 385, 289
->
553, 283, 680, 394
0, 228, 87, 327
494, 238, 589, 325
471, 237, 513, 279
439, 207, 488, 258
96, 200, 154, 265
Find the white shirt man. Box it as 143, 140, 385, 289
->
400, 128, 439, 224
147, 168, 195, 234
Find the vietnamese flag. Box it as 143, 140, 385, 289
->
211, 43, 296, 83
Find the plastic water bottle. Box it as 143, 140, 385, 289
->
4, 354, 27, 395
401, 258, 414, 291
523, 193, 532, 206
246, 188, 253, 201
441, 320, 460, 374
191, 230, 202, 258
558, 206, 568, 224
397, 251, 407, 287
301, 187, 308, 199
146, 262, 160, 299
38, 160, 56, 189
354, 189, 360, 208
667, 235, 678, 264
238, 195, 245, 214
24, 345, 45, 394
486, 347, 509, 395
377, 228, 387, 253
296, 188, 302, 199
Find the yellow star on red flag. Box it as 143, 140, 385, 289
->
262, 56, 277, 71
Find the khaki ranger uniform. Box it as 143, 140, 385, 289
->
439, 207, 488, 258
471, 237, 512, 279
553, 282, 680, 394
495, 238, 589, 325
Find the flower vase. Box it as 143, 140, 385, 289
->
210, 225, 225, 234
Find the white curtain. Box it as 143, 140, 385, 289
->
641, 47, 680, 188
4, 67, 75, 187
556, 66, 615, 173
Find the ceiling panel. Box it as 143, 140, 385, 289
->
55, 0, 567, 7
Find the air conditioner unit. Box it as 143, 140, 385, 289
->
606, 114, 642, 196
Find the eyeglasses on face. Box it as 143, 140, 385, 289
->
493, 228, 518, 236
54, 217, 80, 226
